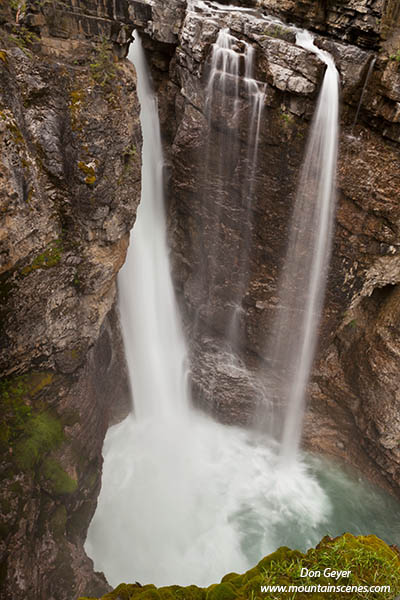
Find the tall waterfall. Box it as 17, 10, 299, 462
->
85, 29, 332, 587
270, 31, 339, 461
118, 33, 189, 421
199, 29, 265, 348
85, 26, 400, 591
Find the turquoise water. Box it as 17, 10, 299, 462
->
237, 451, 400, 567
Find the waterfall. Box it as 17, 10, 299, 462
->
85, 29, 332, 587
352, 56, 376, 131
118, 33, 189, 422
268, 30, 339, 461
198, 29, 265, 348
85, 24, 400, 592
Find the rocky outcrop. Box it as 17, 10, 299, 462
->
0, 2, 141, 598
259, 0, 384, 49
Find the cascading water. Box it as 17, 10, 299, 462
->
266, 31, 339, 461
197, 29, 265, 348
117, 31, 189, 423
85, 27, 400, 590
352, 56, 376, 132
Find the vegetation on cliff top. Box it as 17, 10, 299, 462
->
78, 534, 400, 600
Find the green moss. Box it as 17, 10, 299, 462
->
43, 458, 77, 494
79, 534, 400, 600
14, 411, 63, 469
389, 49, 400, 62
220, 574, 240, 584
20, 240, 62, 276
158, 588, 179, 600
280, 111, 294, 126
7, 25, 39, 56
0, 371, 64, 480
0, 371, 54, 449
262, 23, 290, 40
135, 589, 162, 600
206, 583, 237, 600
9, 0, 27, 13
255, 536, 400, 598
124, 144, 137, 159
100, 584, 148, 599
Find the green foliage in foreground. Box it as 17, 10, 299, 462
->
78, 534, 400, 600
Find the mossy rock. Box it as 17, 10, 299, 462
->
19, 240, 62, 276
42, 458, 77, 495
135, 589, 162, 600
14, 412, 63, 469
206, 582, 237, 600
78, 534, 400, 600
220, 574, 239, 584
101, 584, 157, 600
0, 371, 56, 454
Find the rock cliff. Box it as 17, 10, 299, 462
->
0, 0, 140, 597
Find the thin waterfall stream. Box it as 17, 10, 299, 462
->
85, 29, 400, 589
270, 31, 339, 461
352, 56, 376, 132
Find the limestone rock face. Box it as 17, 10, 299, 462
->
0, 2, 140, 598
259, 0, 385, 49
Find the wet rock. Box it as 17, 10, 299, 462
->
0, 3, 140, 598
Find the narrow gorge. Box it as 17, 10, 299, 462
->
1, 0, 400, 599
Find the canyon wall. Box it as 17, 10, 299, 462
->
0, 1, 140, 597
